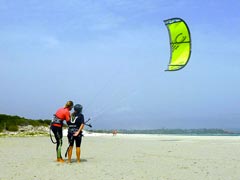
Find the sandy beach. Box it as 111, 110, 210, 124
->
0, 134, 240, 180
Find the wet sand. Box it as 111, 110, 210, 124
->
0, 135, 240, 180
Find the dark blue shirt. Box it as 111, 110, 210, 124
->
67, 113, 84, 134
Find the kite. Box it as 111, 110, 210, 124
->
164, 18, 191, 71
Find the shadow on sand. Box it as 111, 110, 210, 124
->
70, 158, 88, 163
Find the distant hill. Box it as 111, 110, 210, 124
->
0, 114, 51, 132
89, 128, 240, 136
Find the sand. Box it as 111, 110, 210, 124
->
0, 134, 240, 180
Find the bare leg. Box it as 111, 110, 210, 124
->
76, 147, 81, 163
67, 146, 73, 163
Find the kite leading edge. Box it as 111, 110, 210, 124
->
164, 18, 191, 71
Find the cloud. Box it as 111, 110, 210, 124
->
41, 36, 61, 48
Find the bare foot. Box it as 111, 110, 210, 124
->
57, 158, 65, 163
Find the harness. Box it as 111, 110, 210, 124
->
68, 115, 81, 135
49, 115, 63, 144
51, 115, 63, 127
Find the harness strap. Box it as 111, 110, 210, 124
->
51, 115, 63, 127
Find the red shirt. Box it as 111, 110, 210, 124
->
52, 107, 71, 127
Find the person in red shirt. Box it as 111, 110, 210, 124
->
51, 101, 73, 163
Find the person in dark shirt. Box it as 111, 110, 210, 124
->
67, 104, 85, 163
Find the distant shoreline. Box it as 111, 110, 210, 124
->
1, 127, 240, 138
1, 114, 240, 137
88, 129, 240, 136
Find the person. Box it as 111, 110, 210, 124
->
67, 104, 85, 163
51, 100, 73, 163
112, 129, 117, 136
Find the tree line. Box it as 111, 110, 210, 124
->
0, 114, 51, 132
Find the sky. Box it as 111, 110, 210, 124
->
0, 0, 240, 129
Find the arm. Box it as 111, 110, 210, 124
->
73, 123, 84, 136
73, 114, 85, 136
64, 109, 71, 124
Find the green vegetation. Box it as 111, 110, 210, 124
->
0, 114, 51, 133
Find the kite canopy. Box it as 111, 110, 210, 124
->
164, 18, 191, 71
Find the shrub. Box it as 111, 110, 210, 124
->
6, 124, 18, 131
0, 125, 3, 132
